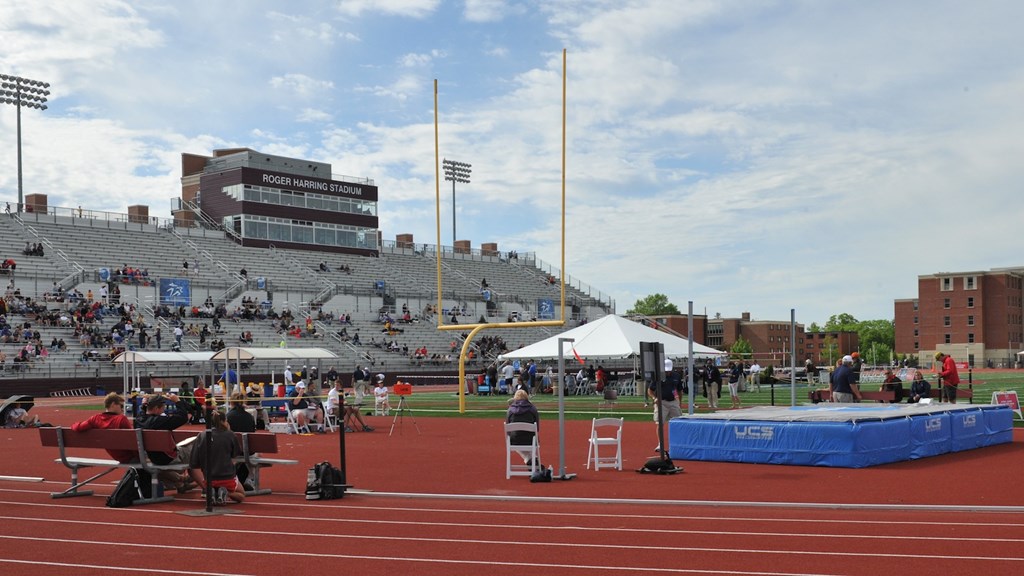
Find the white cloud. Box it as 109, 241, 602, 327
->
296, 108, 334, 123
464, 0, 520, 23
336, 0, 440, 19
354, 74, 423, 102
269, 74, 335, 98
398, 49, 446, 68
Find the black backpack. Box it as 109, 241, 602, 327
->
315, 461, 346, 500
106, 468, 142, 508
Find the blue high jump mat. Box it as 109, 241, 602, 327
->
667, 403, 1014, 468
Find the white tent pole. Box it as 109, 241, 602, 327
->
122, 353, 129, 420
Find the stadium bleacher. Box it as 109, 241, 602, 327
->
0, 209, 612, 385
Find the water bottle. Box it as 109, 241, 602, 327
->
305, 466, 320, 500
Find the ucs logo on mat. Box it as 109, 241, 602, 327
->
733, 425, 775, 441
925, 418, 943, 432
960, 414, 977, 428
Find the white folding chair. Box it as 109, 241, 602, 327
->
586, 417, 623, 470
286, 408, 310, 434
504, 422, 540, 479
322, 405, 338, 432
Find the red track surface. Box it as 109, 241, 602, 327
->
2, 399, 1022, 575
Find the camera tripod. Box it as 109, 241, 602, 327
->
388, 395, 421, 436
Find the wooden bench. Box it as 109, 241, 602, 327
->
39, 427, 189, 505
809, 389, 897, 403
171, 430, 297, 496
928, 384, 975, 403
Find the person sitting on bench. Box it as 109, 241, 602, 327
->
879, 369, 904, 403
70, 392, 134, 462
907, 371, 931, 403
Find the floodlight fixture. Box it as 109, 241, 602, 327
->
1, 74, 51, 213
442, 158, 472, 245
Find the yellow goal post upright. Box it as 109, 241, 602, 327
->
433, 49, 569, 413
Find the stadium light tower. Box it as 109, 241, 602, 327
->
1, 74, 50, 213
442, 158, 471, 246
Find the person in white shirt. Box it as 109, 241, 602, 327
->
326, 380, 374, 432
283, 365, 294, 387
749, 362, 762, 392
373, 375, 391, 415
500, 363, 514, 393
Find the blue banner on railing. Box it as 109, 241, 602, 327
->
537, 299, 555, 320
160, 278, 191, 306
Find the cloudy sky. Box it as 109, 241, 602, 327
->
2, 0, 1022, 326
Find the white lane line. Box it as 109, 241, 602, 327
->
0, 536, 907, 576
0, 558, 255, 576
1, 516, 1022, 562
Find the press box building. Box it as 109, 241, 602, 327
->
178, 148, 380, 256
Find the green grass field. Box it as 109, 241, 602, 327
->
60, 370, 1024, 425
401, 370, 1024, 425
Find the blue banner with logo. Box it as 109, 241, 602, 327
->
537, 299, 554, 320
160, 278, 191, 306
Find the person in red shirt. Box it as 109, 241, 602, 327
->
71, 392, 133, 462
935, 352, 961, 403
192, 380, 209, 423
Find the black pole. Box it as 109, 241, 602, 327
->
656, 377, 667, 459
338, 396, 348, 485
203, 400, 213, 512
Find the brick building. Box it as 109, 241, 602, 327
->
802, 330, 860, 367
894, 267, 1024, 368
651, 312, 807, 368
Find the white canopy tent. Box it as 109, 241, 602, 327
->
498, 314, 724, 362
112, 347, 338, 405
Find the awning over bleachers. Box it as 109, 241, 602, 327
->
112, 351, 216, 364
210, 347, 337, 362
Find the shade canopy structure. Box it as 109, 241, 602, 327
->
210, 347, 338, 362
0, 395, 34, 425
112, 351, 216, 364
498, 315, 724, 362
112, 347, 339, 405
